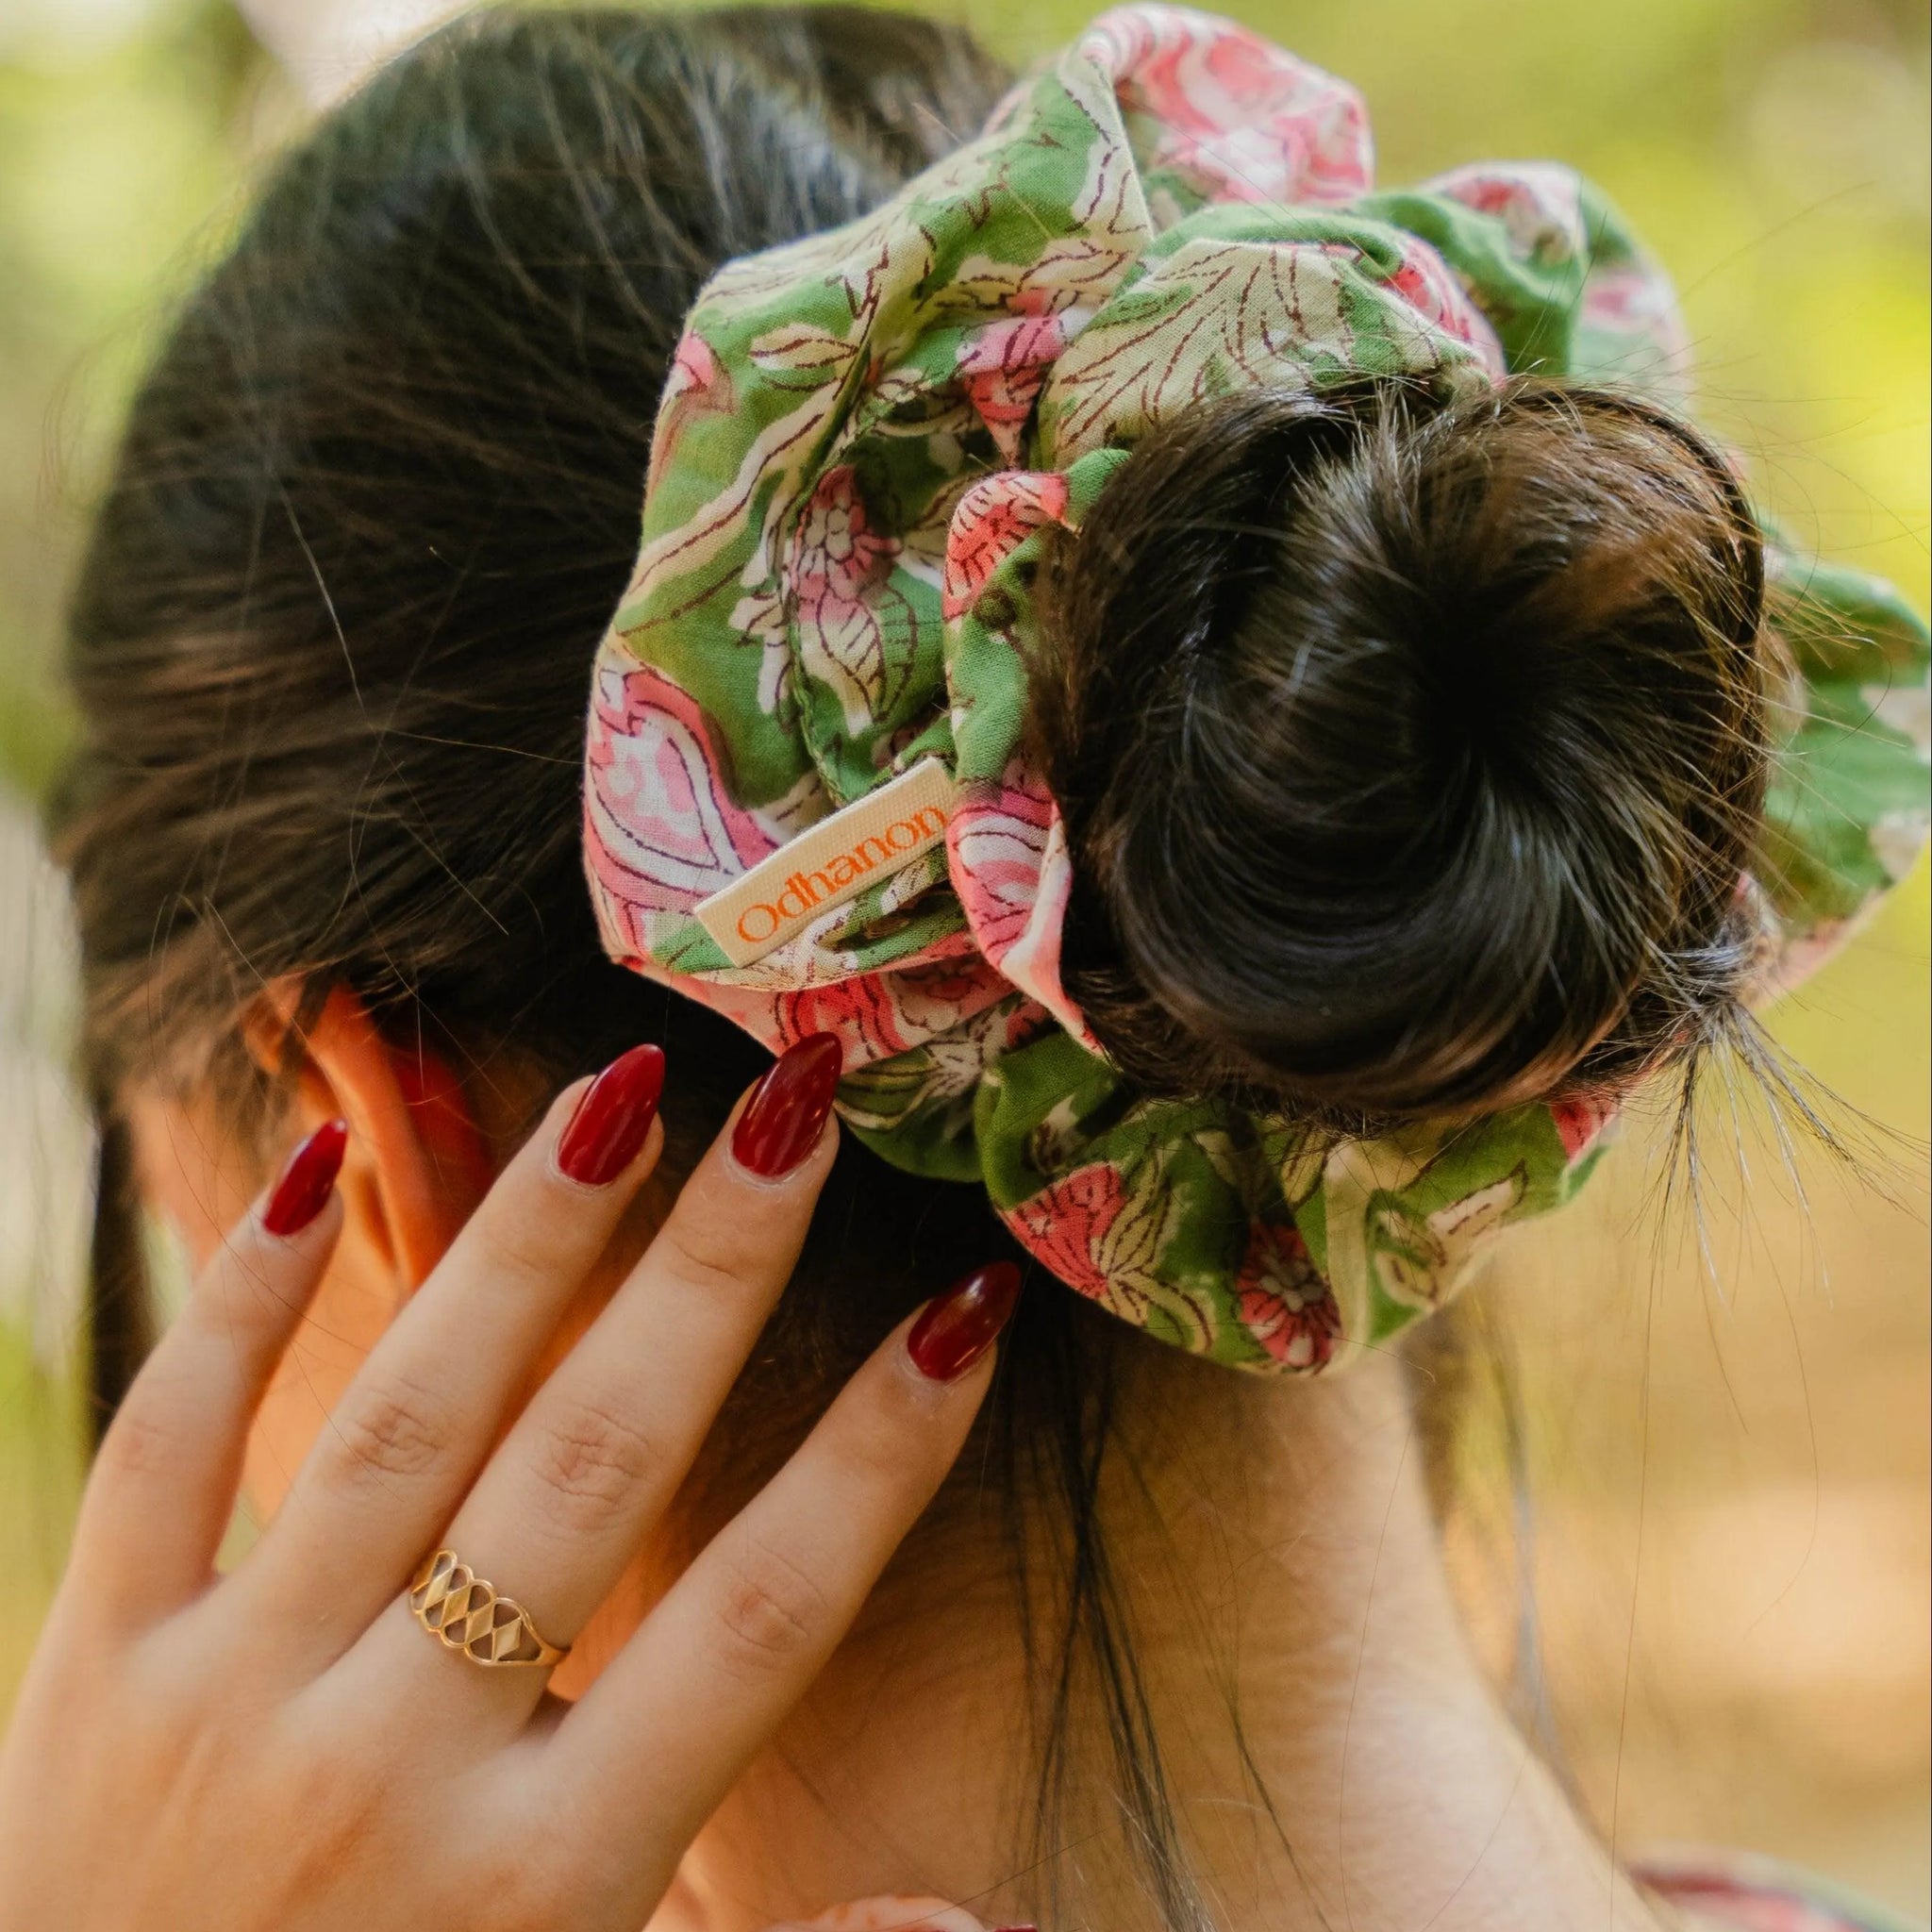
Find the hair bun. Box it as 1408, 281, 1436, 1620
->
1033, 376, 1769, 1122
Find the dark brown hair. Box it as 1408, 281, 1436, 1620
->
1037, 378, 1771, 1129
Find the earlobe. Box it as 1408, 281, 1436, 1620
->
243, 982, 492, 1292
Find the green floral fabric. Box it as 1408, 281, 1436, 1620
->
582, 6, 1930, 1374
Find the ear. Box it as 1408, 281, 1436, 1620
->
244, 983, 493, 1292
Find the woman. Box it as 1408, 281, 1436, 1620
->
0, 8, 1923, 1928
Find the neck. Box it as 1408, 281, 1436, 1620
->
656, 1350, 1675, 1932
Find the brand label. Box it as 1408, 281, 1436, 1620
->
694, 758, 958, 967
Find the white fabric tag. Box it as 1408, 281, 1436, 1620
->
694, 758, 958, 967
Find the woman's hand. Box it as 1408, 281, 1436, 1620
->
0, 1036, 1016, 1931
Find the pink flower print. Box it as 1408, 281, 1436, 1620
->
1428, 162, 1584, 266
1086, 8, 1214, 133
1009, 1161, 1132, 1304
1548, 1092, 1618, 1164
1009, 1151, 1189, 1328
1236, 1222, 1341, 1372
1203, 17, 1307, 113
769, 956, 1015, 1073
774, 974, 913, 1066
946, 766, 1097, 1050
1385, 240, 1507, 379
890, 956, 1014, 1042
583, 659, 777, 931
834, 994, 1027, 1135
1002, 997, 1061, 1056
790, 465, 908, 732
795, 465, 895, 606
942, 472, 1071, 621
957, 312, 1071, 463
668, 326, 721, 389
991, 811, 1096, 1051
1086, 6, 1372, 205
649, 327, 731, 475
1579, 262, 1694, 390
947, 772, 1052, 958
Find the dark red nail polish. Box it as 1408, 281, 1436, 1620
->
557, 1044, 666, 1187
262, 1119, 348, 1237
731, 1033, 842, 1178
907, 1261, 1021, 1381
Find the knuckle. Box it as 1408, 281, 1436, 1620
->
475, 1861, 567, 1932
325, 1368, 455, 1487
473, 1204, 568, 1298
284, 1744, 374, 1840
478, 1759, 594, 1917
95, 1389, 192, 1486
525, 1396, 664, 1533
832, 1403, 914, 1493
655, 1215, 763, 1302
277, 1758, 393, 1894
712, 1540, 833, 1680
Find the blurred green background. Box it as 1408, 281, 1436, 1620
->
0, 0, 1925, 1919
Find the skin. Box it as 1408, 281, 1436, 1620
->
0, 990, 1685, 1932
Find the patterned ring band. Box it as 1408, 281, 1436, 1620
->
408, 1548, 570, 1669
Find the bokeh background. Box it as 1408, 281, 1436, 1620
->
0, 0, 1925, 1919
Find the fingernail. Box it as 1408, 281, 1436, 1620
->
263, 1119, 348, 1237
731, 1033, 842, 1179
907, 1261, 1021, 1381
557, 1044, 666, 1187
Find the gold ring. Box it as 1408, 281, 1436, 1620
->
408, 1549, 570, 1669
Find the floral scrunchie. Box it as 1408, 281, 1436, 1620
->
582, 4, 1931, 1373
